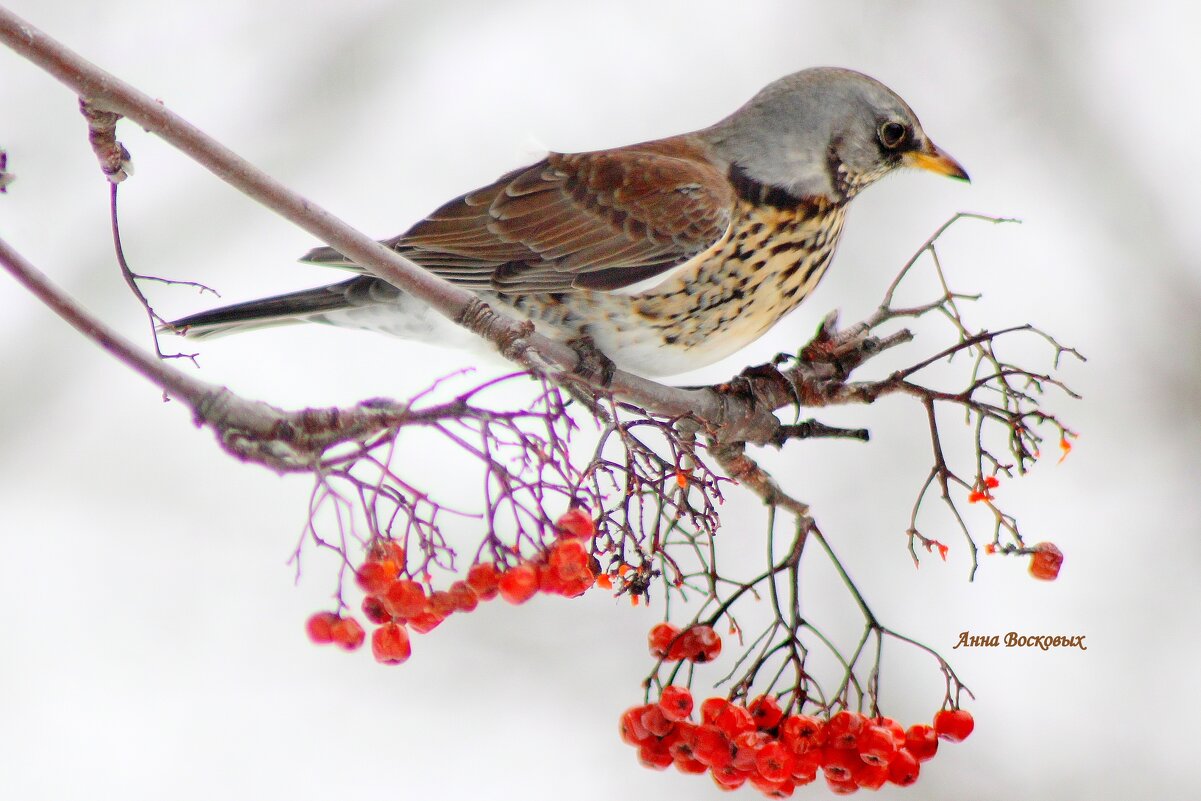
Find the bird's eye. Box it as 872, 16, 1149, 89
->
878, 121, 909, 150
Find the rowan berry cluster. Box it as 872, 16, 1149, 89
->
304, 507, 600, 665
620, 687, 974, 796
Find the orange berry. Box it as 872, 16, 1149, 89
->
408, 608, 446, 634
371, 622, 411, 665
361, 595, 391, 625
1029, 542, 1063, 581
448, 581, 479, 613
367, 539, 406, 565
984, 475, 1000, 489
555, 506, 596, 540
382, 579, 426, 620
305, 611, 339, 645
466, 562, 500, 600
329, 616, 365, 651
595, 573, 613, 590
498, 563, 539, 604
355, 559, 400, 596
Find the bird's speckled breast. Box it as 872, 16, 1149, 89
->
503, 200, 847, 375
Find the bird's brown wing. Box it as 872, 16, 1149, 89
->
301, 138, 735, 293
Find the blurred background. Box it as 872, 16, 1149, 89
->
2, 1, 1198, 799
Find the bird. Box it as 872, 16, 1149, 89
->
168, 67, 967, 377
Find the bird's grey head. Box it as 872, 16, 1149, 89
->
702, 67, 968, 203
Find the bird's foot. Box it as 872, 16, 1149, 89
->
567, 335, 617, 389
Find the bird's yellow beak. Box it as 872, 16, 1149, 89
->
904, 141, 970, 182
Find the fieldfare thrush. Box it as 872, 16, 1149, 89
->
170, 67, 967, 376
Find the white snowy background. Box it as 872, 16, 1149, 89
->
2, 1, 1198, 799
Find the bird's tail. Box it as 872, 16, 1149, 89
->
163, 275, 399, 339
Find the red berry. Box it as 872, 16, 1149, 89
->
825, 774, 859, 795
407, 608, 446, 634
749, 694, 784, 730
555, 506, 596, 540
873, 716, 905, 746
355, 559, 399, 596
371, 622, 411, 665
904, 724, 939, 762
820, 747, 859, 783
498, 563, 539, 604
710, 763, 748, 790
305, 611, 339, 645
540, 540, 596, 598
640, 704, 676, 738
675, 755, 708, 775
620, 706, 652, 745
361, 595, 391, 625
466, 562, 500, 600
700, 696, 729, 725
367, 539, 406, 565
933, 708, 975, 742
713, 702, 755, 739
648, 622, 680, 659
779, 714, 825, 754
748, 771, 789, 796
638, 742, 674, 770
448, 581, 479, 613
731, 730, 769, 771
854, 761, 889, 790
678, 625, 722, 662
1029, 542, 1064, 580
382, 579, 426, 620
329, 616, 365, 651
856, 725, 898, 767
761, 778, 796, 798
692, 724, 733, 768
791, 749, 822, 783
827, 711, 869, 750
755, 740, 795, 782
887, 747, 920, 786
659, 686, 694, 722
668, 721, 699, 760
